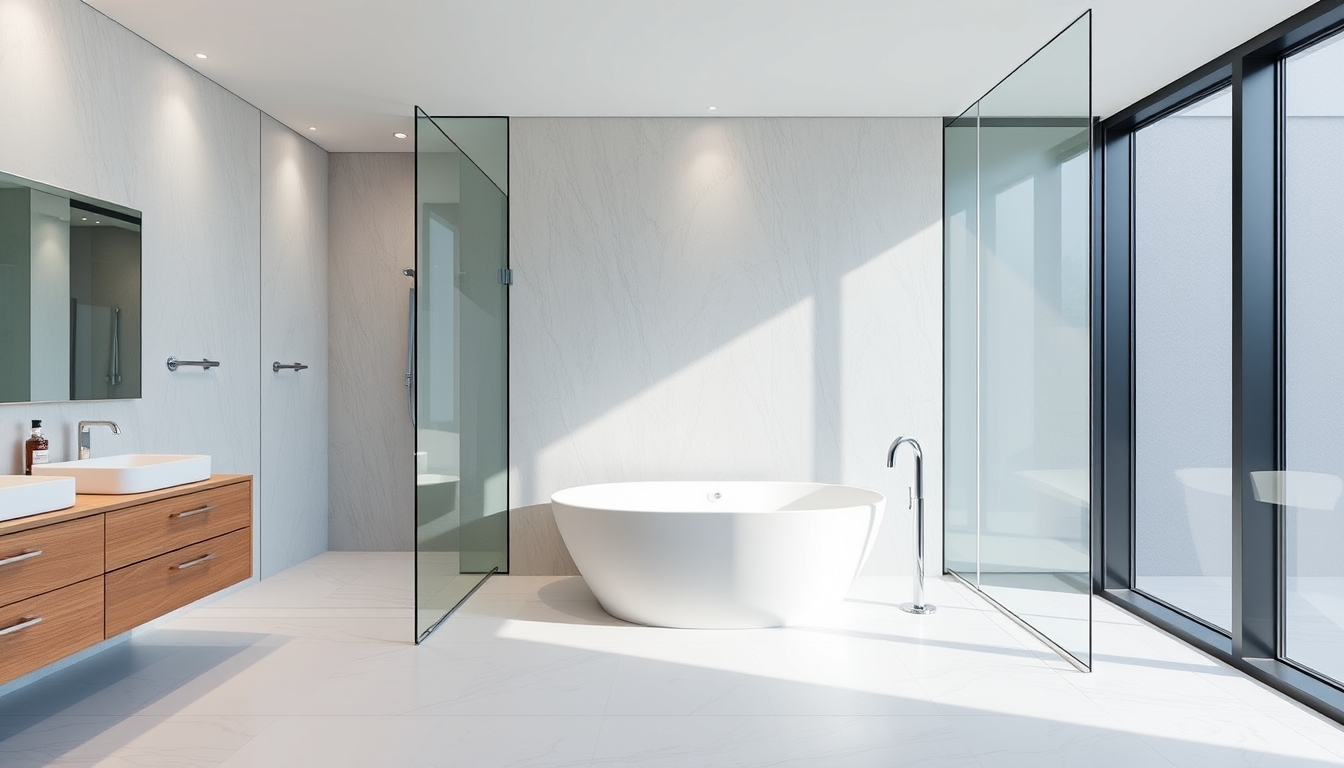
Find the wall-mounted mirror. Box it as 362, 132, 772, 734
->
0, 171, 141, 404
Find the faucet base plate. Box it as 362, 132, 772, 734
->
900, 602, 937, 615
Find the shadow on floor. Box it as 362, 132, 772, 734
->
0, 630, 276, 762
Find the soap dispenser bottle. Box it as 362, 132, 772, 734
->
24, 420, 49, 475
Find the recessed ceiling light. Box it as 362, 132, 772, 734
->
195, 53, 207, 59
81, 217, 87, 221
393, 132, 407, 139
308, 126, 316, 131
94, 221, 101, 224
708, 106, 718, 111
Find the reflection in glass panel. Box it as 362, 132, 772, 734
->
1131, 88, 1233, 630
1285, 31, 1344, 683
944, 13, 1091, 668
416, 112, 510, 642
944, 105, 979, 578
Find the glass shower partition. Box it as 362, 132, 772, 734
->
415, 110, 510, 642
944, 103, 980, 581
944, 14, 1093, 669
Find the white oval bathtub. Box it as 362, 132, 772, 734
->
551, 481, 885, 629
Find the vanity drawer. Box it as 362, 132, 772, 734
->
105, 527, 251, 637
105, 481, 251, 570
0, 576, 104, 686
0, 515, 104, 607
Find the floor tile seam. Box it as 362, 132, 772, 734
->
1199, 677, 1339, 720
585, 715, 611, 764
1271, 715, 1344, 760
381, 715, 441, 766
1129, 729, 1235, 767
1072, 690, 1268, 724
1059, 664, 1266, 707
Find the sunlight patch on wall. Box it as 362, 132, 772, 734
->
533, 296, 814, 495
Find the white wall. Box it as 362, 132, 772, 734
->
0, 0, 261, 487
509, 117, 943, 576
0, 0, 328, 635
260, 115, 330, 576
328, 153, 415, 551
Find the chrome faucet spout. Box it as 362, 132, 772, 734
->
886, 436, 923, 501
78, 420, 121, 460
887, 435, 935, 616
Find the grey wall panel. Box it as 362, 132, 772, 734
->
328, 153, 415, 551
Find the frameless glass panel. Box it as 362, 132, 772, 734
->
1132, 88, 1233, 631
944, 104, 979, 578
1284, 30, 1344, 683
416, 111, 509, 642
944, 13, 1092, 669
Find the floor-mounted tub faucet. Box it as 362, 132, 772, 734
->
887, 435, 935, 615
78, 420, 121, 460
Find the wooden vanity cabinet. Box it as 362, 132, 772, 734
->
0, 475, 252, 686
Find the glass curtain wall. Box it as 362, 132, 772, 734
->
1284, 30, 1344, 685
944, 13, 1093, 669
415, 110, 510, 642
1097, 0, 1344, 722
1132, 89, 1234, 630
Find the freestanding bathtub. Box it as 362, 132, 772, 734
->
551, 481, 885, 629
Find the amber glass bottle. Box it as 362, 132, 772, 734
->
24, 419, 49, 475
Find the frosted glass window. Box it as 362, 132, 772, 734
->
1133, 88, 1233, 630
1284, 30, 1344, 684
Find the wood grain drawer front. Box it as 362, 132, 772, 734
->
105, 528, 251, 637
0, 515, 104, 607
105, 481, 251, 571
0, 576, 104, 686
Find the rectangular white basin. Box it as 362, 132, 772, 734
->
0, 475, 77, 522
32, 454, 211, 495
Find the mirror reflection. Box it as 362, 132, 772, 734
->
0, 171, 141, 404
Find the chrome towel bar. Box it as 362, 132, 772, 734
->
273, 362, 309, 372
166, 357, 219, 371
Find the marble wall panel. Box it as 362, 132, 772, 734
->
327, 153, 415, 551
509, 117, 943, 577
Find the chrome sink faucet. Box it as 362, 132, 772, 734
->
78, 420, 121, 460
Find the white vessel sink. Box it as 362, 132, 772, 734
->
0, 476, 77, 522
33, 454, 211, 495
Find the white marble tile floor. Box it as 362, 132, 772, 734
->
1, 552, 1342, 767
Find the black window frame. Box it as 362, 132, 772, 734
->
1095, 0, 1344, 725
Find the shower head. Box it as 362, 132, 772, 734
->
403, 268, 415, 277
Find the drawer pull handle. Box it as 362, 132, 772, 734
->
171, 504, 217, 519
0, 616, 42, 636
172, 552, 218, 570
0, 550, 43, 568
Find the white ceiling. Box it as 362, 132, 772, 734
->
85, 0, 1320, 152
